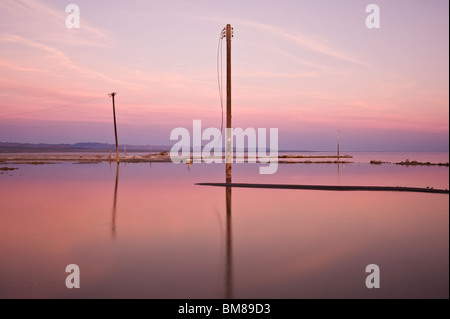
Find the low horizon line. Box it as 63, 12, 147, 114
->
0, 141, 448, 153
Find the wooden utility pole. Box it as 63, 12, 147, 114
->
223, 24, 233, 299
109, 92, 119, 161
225, 24, 232, 183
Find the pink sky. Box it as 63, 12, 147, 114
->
0, 0, 448, 150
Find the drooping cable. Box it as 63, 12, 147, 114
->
215, 28, 226, 149
0, 96, 105, 119
217, 28, 226, 136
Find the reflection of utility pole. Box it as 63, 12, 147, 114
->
225, 185, 232, 299
225, 24, 233, 183
112, 162, 119, 238
337, 162, 340, 185
337, 129, 340, 160
109, 92, 119, 161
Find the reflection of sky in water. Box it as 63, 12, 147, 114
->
0, 161, 448, 298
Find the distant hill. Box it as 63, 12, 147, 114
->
0, 142, 169, 153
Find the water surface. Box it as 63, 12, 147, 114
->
0, 158, 448, 298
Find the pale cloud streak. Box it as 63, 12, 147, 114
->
0, 0, 109, 39
0, 34, 145, 90
199, 14, 369, 67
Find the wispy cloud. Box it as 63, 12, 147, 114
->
198, 14, 369, 67
234, 70, 324, 79
0, 34, 144, 90
240, 19, 368, 66
0, 59, 46, 73
0, 0, 109, 39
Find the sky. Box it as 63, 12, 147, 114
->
0, 0, 448, 151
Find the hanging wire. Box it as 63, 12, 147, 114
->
0, 96, 105, 119
214, 27, 226, 149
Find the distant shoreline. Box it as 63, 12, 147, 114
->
0, 153, 351, 164
2, 142, 448, 154
0, 153, 448, 166
370, 159, 449, 167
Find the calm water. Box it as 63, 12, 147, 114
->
0, 154, 448, 298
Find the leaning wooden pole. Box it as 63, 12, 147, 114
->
225, 24, 232, 183
109, 92, 119, 161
